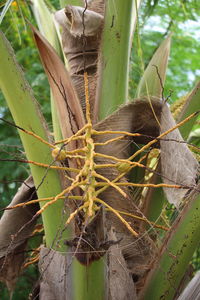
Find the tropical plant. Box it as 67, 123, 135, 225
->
0, 0, 199, 299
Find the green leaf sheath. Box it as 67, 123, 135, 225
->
0, 31, 67, 250
96, 0, 135, 119
73, 258, 105, 300
178, 81, 200, 139
141, 186, 200, 300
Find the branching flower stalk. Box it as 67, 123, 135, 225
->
3, 73, 198, 242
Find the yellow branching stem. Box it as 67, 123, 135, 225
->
54, 125, 89, 145
94, 172, 127, 198
31, 224, 44, 236
128, 111, 199, 161
23, 255, 40, 268
114, 209, 169, 231
23, 247, 40, 269
22, 160, 80, 173
94, 135, 124, 146
36, 180, 86, 215
66, 203, 89, 225
96, 182, 185, 189
92, 129, 142, 137
7, 72, 197, 238
3, 195, 83, 211
35, 108, 198, 235
95, 198, 138, 237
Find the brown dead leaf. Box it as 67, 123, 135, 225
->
0, 177, 38, 293
55, 4, 104, 122
160, 104, 199, 207
31, 25, 85, 143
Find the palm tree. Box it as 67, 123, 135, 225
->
0, 0, 199, 299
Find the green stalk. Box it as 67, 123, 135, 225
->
0, 31, 67, 251
140, 185, 200, 300
73, 259, 105, 300
96, 0, 135, 119
178, 81, 200, 139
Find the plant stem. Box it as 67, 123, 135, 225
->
96, 0, 135, 119
0, 30, 68, 251
73, 258, 105, 300
140, 185, 200, 300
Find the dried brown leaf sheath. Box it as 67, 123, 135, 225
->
0, 177, 37, 293
55, 4, 104, 121
160, 104, 199, 207
32, 25, 85, 145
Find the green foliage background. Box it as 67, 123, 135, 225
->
0, 0, 200, 299
130, 0, 200, 100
